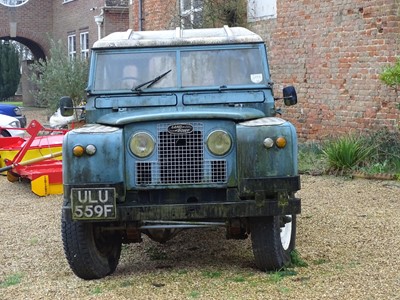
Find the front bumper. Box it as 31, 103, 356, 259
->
62, 176, 301, 222
62, 198, 301, 222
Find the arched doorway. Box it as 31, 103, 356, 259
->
0, 36, 45, 106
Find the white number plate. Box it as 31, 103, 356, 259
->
71, 188, 116, 220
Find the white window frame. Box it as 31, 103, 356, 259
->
80, 32, 89, 59
68, 34, 76, 60
0, 0, 30, 7
180, 0, 203, 28
247, 0, 277, 22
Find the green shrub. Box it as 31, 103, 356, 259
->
299, 129, 400, 176
298, 142, 326, 174
380, 57, 400, 88
0, 42, 21, 100
29, 39, 88, 112
322, 135, 374, 172
360, 128, 400, 175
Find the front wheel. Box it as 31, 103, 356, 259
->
0, 130, 11, 137
250, 215, 296, 271
61, 216, 122, 280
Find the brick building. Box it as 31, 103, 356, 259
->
0, 0, 399, 140
128, 0, 400, 141
249, 1, 400, 141
0, 0, 129, 104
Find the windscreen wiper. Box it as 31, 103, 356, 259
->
132, 69, 172, 92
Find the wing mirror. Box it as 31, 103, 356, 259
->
282, 86, 297, 106
59, 96, 74, 117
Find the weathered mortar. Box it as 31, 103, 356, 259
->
249, 0, 400, 141
134, 0, 400, 141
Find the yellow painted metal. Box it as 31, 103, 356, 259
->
31, 175, 63, 197
0, 147, 62, 173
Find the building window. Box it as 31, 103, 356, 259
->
80, 32, 89, 59
180, 0, 203, 28
68, 34, 76, 59
0, 0, 30, 7
247, 0, 277, 22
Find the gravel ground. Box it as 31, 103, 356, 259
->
0, 108, 399, 299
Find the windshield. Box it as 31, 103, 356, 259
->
181, 48, 265, 87
93, 51, 177, 92
91, 47, 266, 92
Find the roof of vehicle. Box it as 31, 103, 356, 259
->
0, 103, 18, 114
0, 103, 18, 108
92, 26, 264, 49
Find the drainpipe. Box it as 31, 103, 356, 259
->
94, 9, 104, 40
139, 0, 143, 31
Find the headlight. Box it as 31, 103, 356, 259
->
206, 130, 232, 156
13, 107, 22, 116
130, 132, 155, 158
8, 120, 20, 128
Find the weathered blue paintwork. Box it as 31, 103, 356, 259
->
62, 26, 300, 224
60, 27, 302, 280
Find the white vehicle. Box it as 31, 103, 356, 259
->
0, 114, 25, 137
49, 108, 76, 128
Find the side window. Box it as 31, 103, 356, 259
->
68, 34, 76, 60
180, 0, 203, 28
80, 32, 89, 59
247, 0, 277, 22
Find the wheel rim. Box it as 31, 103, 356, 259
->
280, 215, 292, 250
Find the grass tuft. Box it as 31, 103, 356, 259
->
268, 269, 297, 283
322, 135, 374, 172
299, 129, 400, 177
0, 273, 23, 288
202, 270, 222, 279
289, 249, 308, 268
145, 246, 168, 261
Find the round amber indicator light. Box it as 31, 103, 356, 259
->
73, 145, 85, 157
276, 137, 287, 148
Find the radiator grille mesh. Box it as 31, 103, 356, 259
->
135, 123, 227, 185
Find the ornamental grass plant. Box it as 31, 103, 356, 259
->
322, 134, 375, 173
299, 129, 400, 178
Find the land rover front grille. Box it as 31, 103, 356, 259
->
135, 123, 227, 185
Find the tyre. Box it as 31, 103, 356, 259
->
0, 130, 11, 137
250, 215, 296, 271
61, 210, 122, 280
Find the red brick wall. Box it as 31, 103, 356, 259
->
130, 0, 179, 31
52, 1, 129, 54
104, 8, 130, 35
249, 0, 400, 141
52, 0, 110, 51
129, 0, 400, 141
1, 1, 399, 140
0, 0, 53, 58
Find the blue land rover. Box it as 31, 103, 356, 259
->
60, 26, 301, 279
